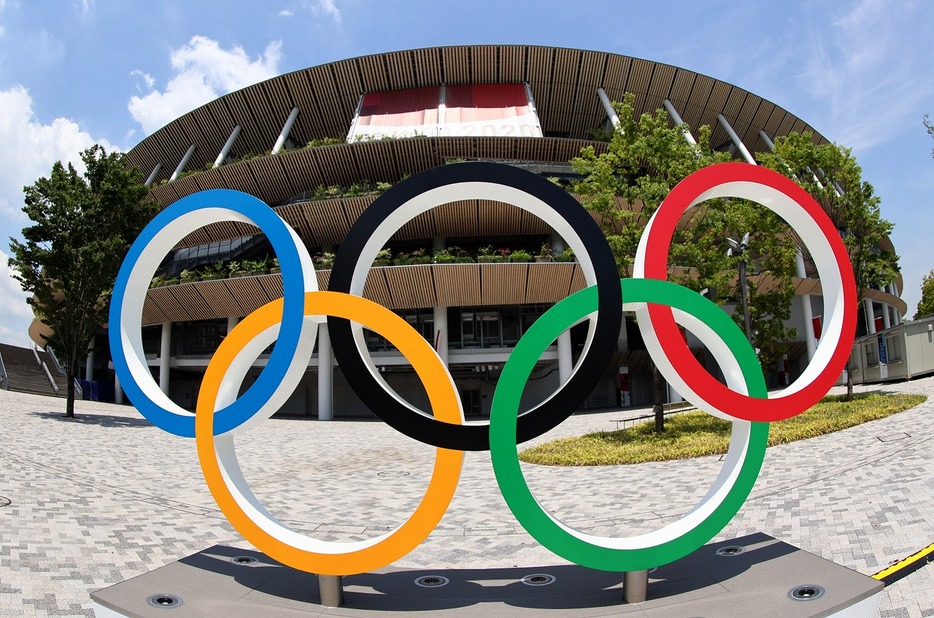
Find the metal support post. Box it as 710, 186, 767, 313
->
213, 125, 241, 167
623, 569, 648, 603
717, 114, 755, 165
144, 163, 162, 186
663, 98, 697, 146
318, 575, 343, 607
596, 87, 620, 128
169, 144, 196, 181
272, 107, 300, 154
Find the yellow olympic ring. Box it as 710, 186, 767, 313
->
195, 291, 464, 575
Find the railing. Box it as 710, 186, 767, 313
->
74, 379, 83, 399
611, 401, 696, 431
33, 345, 60, 393
45, 346, 66, 376
0, 352, 8, 391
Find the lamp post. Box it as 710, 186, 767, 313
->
727, 233, 754, 345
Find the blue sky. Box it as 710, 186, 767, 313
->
0, 0, 931, 347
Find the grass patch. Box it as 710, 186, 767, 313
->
518, 392, 926, 466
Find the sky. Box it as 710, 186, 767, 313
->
0, 0, 931, 348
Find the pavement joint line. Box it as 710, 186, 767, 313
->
872, 541, 934, 586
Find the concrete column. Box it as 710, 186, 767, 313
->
864, 298, 877, 335
317, 321, 333, 420
596, 87, 620, 128
159, 322, 172, 395
550, 234, 565, 254
888, 283, 902, 324
796, 251, 817, 361
716, 114, 755, 165
272, 107, 300, 154
213, 125, 241, 167
663, 99, 697, 146
227, 315, 239, 335
433, 306, 448, 366
169, 144, 196, 181
667, 383, 683, 403
86, 346, 95, 382
558, 329, 573, 386
114, 371, 124, 405
880, 286, 892, 330
144, 163, 162, 186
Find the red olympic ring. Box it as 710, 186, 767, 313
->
639, 163, 857, 422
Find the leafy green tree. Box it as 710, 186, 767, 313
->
572, 94, 797, 430
718, 201, 798, 371
759, 132, 899, 399
8, 145, 156, 417
915, 270, 934, 319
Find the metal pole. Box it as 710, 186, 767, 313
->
213, 125, 241, 167
596, 87, 620, 128
739, 258, 753, 344
623, 569, 648, 603
169, 144, 196, 181
144, 163, 162, 186
272, 107, 300, 154
663, 99, 697, 146
716, 114, 755, 165
318, 575, 343, 606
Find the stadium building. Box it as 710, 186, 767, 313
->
34, 45, 907, 416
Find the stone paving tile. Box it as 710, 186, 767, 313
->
2, 377, 934, 616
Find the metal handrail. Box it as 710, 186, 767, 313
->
74, 379, 83, 399
33, 345, 60, 393
45, 346, 66, 376
41, 360, 59, 393
0, 352, 8, 391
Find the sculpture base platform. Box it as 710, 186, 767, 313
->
91, 533, 882, 617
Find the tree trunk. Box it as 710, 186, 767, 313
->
65, 366, 76, 418
652, 362, 665, 433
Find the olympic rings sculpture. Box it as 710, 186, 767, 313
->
110, 161, 856, 575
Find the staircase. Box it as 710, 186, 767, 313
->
0, 343, 68, 397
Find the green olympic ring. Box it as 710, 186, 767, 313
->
490, 278, 769, 572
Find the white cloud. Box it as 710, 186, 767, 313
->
130, 69, 155, 91
279, 9, 293, 17
0, 85, 114, 346
798, 0, 934, 150
309, 0, 341, 23
127, 35, 283, 135
0, 247, 34, 348
0, 85, 114, 223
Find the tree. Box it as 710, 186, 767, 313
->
572, 94, 798, 430
759, 132, 899, 399
8, 145, 156, 417
915, 270, 934, 319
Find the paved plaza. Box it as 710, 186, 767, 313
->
2, 376, 934, 616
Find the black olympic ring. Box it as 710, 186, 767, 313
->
328, 162, 622, 451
